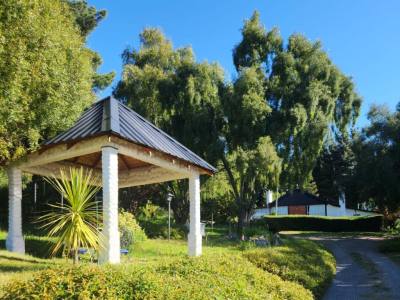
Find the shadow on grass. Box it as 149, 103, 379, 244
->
0, 235, 57, 259
0, 254, 41, 264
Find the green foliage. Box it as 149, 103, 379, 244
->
387, 219, 400, 234
202, 166, 235, 223
269, 36, 360, 189
0, 0, 95, 163
0, 249, 60, 287
38, 168, 101, 263
66, 0, 106, 37
347, 104, 400, 216
119, 210, 147, 250
313, 136, 357, 204
233, 11, 361, 190
233, 11, 282, 71
253, 215, 383, 232
222, 136, 281, 234
66, 0, 115, 91
136, 203, 186, 239
1, 229, 335, 299
114, 12, 360, 233
243, 225, 271, 238
115, 28, 225, 224
244, 238, 336, 298
1, 254, 312, 300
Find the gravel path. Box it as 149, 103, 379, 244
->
307, 235, 400, 300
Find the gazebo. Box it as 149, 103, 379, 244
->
5, 96, 216, 264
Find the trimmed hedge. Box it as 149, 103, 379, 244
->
0, 254, 313, 300
252, 215, 383, 232
244, 238, 336, 299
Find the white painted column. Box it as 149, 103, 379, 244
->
6, 167, 25, 254
188, 173, 201, 256
99, 146, 120, 264
339, 191, 346, 217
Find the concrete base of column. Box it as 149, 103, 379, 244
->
188, 232, 202, 256
6, 234, 25, 254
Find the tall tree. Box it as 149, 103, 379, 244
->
348, 105, 400, 217
221, 66, 281, 235
66, 0, 115, 91
0, 0, 96, 164
313, 136, 356, 201
115, 28, 225, 223
233, 11, 361, 190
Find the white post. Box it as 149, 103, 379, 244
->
188, 173, 201, 256
339, 191, 346, 217
266, 190, 273, 214
99, 146, 120, 264
6, 167, 25, 254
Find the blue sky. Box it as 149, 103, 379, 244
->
87, 0, 400, 127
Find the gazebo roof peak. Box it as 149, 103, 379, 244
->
44, 96, 216, 173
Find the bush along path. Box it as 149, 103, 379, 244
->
244, 238, 336, 299
301, 234, 400, 300
0, 231, 335, 300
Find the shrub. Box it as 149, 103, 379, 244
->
137, 203, 186, 239
386, 218, 400, 234
119, 210, 147, 250
1, 254, 313, 300
243, 225, 270, 237
252, 215, 383, 232
243, 238, 336, 299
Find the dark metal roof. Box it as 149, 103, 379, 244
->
269, 189, 339, 207
44, 96, 216, 173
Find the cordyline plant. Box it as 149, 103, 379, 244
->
38, 167, 102, 264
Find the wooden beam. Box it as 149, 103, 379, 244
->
23, 161, 185, 188
119, 154, 129, 170
119, 165, 188, 188
108, 136, 206, 176
22, 162, 102, 186
16, 136, 108, 169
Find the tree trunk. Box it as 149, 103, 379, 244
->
73, 249, 79, 264
237, 209, 246, 240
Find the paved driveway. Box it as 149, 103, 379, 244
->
306, 235, 400, 300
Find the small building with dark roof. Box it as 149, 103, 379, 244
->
252, 189, 379, 219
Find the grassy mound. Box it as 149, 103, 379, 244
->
1, 254, 312, 300
243, 238, 336, 299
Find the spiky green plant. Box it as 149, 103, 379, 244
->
38, 167, 102, 264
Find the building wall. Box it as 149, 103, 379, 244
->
308, 204, 327, 216
251, 204, 378, 219
270, 206, 289, 215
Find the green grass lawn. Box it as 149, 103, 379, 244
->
0, 228, 335, 299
